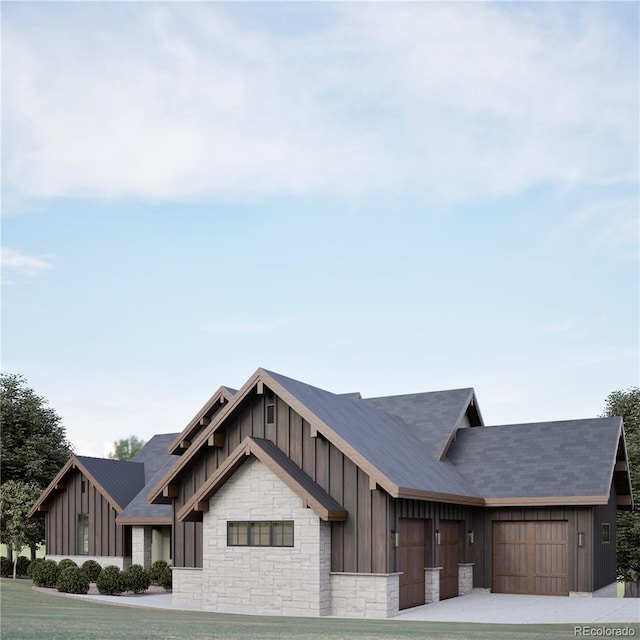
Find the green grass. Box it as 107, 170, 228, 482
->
0, 578, 630, 640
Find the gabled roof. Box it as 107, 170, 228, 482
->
117, 433, 180, 524
149, 368, 483, 506
362, 388, 482, 459
29, 455, 145, 517
177, 436, 347, 523
168, 386, 236, 455
447, 416, 632, 507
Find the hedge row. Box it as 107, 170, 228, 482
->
18, 558, 172, 594
0, 556, 32, 577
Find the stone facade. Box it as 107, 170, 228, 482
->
173, 567, 204, 608
200, 457, 331, 617
132, 526, 152, 569
425, 567, 441, 604
458, 563, 474, 596
47, 554, 130, 569
330, 572, 400, 618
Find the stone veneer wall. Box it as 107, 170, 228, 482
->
47, 555, 130, 570
425, 567, 441, 604
132, 526, 152, 569
200, 457, 331, 617
173, 567, 204, 608
330, 572, 400, 618
458, 563, 474, 596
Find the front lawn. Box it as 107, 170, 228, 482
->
0, 578, 598, 640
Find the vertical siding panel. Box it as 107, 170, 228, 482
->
371, 488, 388, 573
289, 409, 302, 468
276, 397, 289, 456
315, 434, 329, 492
302, 419, 315, 479
342, 457, 358, 572
264, 396, 276, 443
252, 395, 264, 439
357, 468, 372, 572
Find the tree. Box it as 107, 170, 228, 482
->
0, 373, 74, 487
602, 387, 640, 595
0, 481, 43, 578
108, 436, 145, 461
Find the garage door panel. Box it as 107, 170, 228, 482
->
493, 521, 568, 596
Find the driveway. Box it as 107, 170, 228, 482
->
393, 592, 640, 624
63, 590, 639, 624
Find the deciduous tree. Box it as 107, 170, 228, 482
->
108, 436, 145, 461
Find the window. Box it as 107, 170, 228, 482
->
265, 402, 276, 425
227, 521, 294, 547
601, 523, 611, 544
77, 514, 89, 555
81, 479, 86, 494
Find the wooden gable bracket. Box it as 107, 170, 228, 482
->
162, 484, 180, 499
369, 477, 377, 491
37, 505, 49, 512
617, 496, 632, 507
614, 461, 628, 472
310, 426, 318, 438
199, 416, 211, 427
54, 482, 67, 491
257, 380, 264, 395
195, 501, 209, 513
180, 439, 191, 450
207, 432, 225, 448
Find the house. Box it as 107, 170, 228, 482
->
28, 433, 179, 569
145, 368, 633, 618
30, 367, 633, 619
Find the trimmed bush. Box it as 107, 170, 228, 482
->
123, 564, 150, 594
27, 557, 45, 580
31, 559, 59, 588
15, 556, 31, 577
56, 566, 90, 594
57, 558, 78, 572
0, 557, 11, 577
96, 565, 125, 595
148, 560, 171, 591
81, 559, 102, 582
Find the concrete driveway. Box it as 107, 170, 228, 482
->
59, 589, 639, 624
393, 592, 640, 624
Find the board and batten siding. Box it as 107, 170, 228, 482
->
45, 469, 128, 557
592, 483, 617, 591
173, 389, 391, 573
486, 506, 593, 593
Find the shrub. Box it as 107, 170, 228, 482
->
0, 557, 11, 577
123, 564, 150, 594
148, 560, 171, 590
57, 558, 78, 572
31, 559, 59, 588
15, 556, 31, 577
27, 557, 45, 579
81, 559, 102, 582
56, 566, 90, 594
96, 565, 125, 595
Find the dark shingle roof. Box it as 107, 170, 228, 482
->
447, 417, 622, 499
118, 433, 180, 521
76, 456, 145, 510
264, 370, 481, 499
363, 388, 477, 457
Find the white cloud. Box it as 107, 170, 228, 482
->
1, 247, 52, 276
2, 3, 637, 205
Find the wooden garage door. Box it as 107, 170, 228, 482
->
493, 521, 568, 595
398, 518, 426, 610
439, 520, 460, 600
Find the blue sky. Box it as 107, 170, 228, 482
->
2, 2, 638, 457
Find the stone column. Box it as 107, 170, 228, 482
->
132, 526, 152, 569
458, 563, 474, 596
425, 567, 442, 604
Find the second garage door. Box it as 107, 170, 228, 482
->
493, 521, 568, 596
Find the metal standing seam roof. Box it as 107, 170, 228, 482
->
263, 369, 482, 500
446, 417, 623, 499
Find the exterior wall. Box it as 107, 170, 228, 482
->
425, 567, 441, 603
200, 457, 331, 616
330, 572, 400, 618
173, 389, 390, 575
44, 469, 128, 558
172, 567, 203, 608
47, 554, 130, 570
592, 483, 617, 591
486, 506, 593, 593
152, 527, 172, 564
132, 526, 152, 568
458, 563, 474, 595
